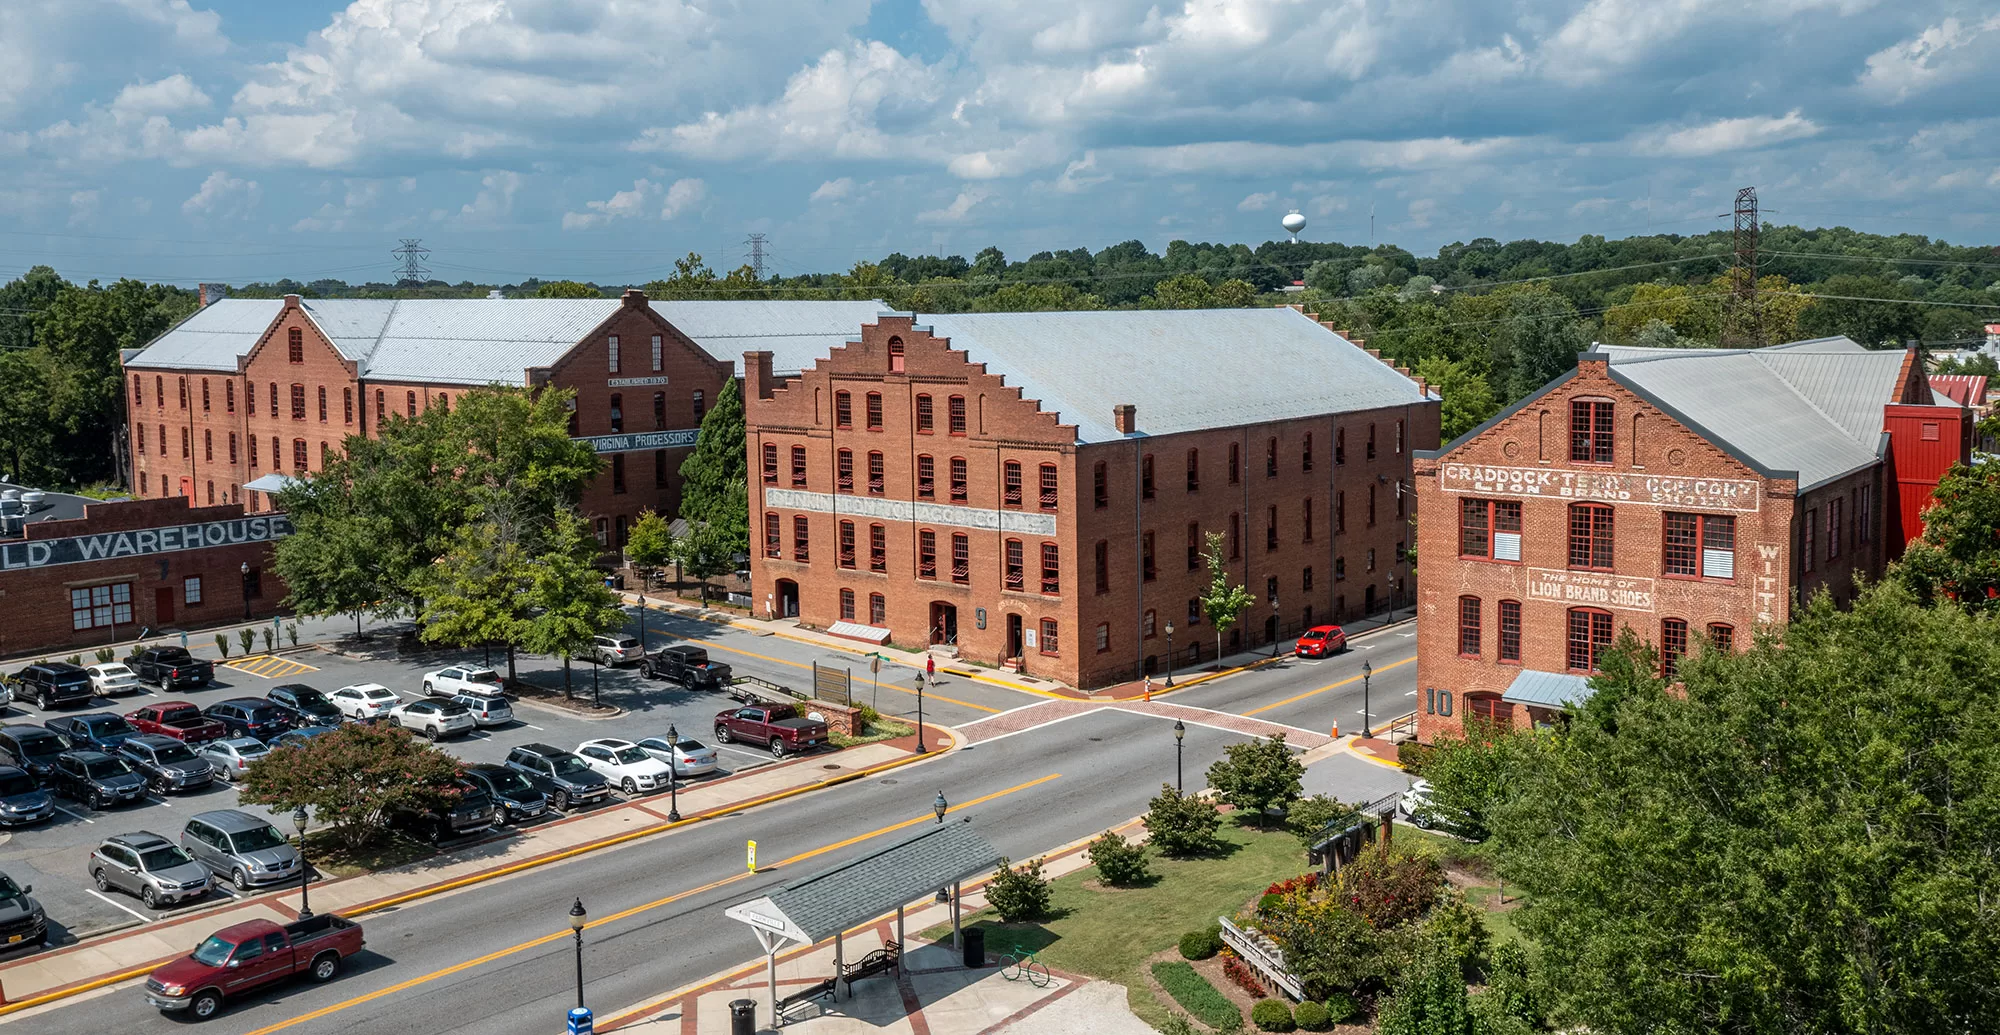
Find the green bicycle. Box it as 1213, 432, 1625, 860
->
999, 944, 1052, 987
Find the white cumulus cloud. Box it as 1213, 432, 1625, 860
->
111, 74, 210, 116
180, 170, 259, 219
1859, 15, 2000, 102
1631, 110, 1821, 157
1237, 191, 1277, 212
917, 188, 989, 225
809, 177, 854, 202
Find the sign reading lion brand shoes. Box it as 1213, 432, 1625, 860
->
0, 515, 294, 570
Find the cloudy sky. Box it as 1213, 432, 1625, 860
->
3, 0, 1997, 287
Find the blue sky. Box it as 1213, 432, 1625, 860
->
3, 0, 1998, 287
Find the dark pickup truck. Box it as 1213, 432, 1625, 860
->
125, 702, 228, 745
642, 644, 733, 690
127, 647, 214, 692
714, 704, 827, 758
145, 914, 365, 1021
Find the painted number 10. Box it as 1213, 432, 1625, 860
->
1424, 688, 1454, 717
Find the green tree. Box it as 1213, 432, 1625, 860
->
1213, 278, 1258, 307
1205, 734, 1304, 827
1144, 783, 1223, 856
673, 481, 744, 605
987, 856, 1054, 922
625, 509, 676, 574
1493, 289, 1592, 403
238, 722, 465, 849
1413, 357, 1499, 443
416, 518, 536, 680
644, 253, 717, 299
0, 350, 54, 484
1147, 273, 1217, 309
534, 280, 602, 298
1375, 936, 1475, 1035
1934, 353, 2000, 377
32, 277, 197, 486
678, 378, 747, 529
519, 510, 627, 698
1197, 531, 1254, 665
1796, 274, 1925, 347
1406, 727, 1529, 842
1892, 461, 2000, 612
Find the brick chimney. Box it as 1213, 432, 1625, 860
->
284, 293, 300, 308
199, 283, 229, 307
622, 288, 648, 309
1112, 404, 1137, 434
745, 351, 777, 401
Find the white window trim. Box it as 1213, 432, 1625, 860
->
183, 576, 203, 605
608, 335, 621, 374
651, 335, 662, 371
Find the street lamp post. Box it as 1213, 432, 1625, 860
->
915, 673, 928, 754
1164, 621, 1176, 687
1173, 718, 1186, 791
1272, 595, 1282, 657
569, 899, 588, 1010
664, 725, 683, 822
590, 655, 600, 709
240, 562, 252, 621
1361, 660, 1372, 739
934, 791, 947, 824
292, 806, 312, 920
637, 595, 647, 652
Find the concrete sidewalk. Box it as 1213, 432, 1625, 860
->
0, 736, 947, 1012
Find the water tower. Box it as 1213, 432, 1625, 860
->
1281, 210, 1307, 243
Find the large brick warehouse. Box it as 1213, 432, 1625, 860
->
1411, 337, 1973, 742
744, 307, 1440, 689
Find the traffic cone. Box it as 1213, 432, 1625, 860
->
1330, 721, 1340, 739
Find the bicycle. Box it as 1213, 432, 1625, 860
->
999, 944, 1052, 987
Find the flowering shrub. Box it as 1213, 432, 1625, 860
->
1223, 953, 1268, 999
1266, 873, 1323, 897
1337, 849, 1442, 929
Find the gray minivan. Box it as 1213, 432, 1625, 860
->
180, 810, 302, 891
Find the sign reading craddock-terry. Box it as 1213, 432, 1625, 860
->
1440, 464, 1760, 512
1528, 568, 1655, 612
0, 515, 294, 571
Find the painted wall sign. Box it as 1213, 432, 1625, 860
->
1755, 543, 1782, 623
0, 516, 294, 571
607, 376, 671, 388
1440, 463, 1760, 512
762, 488, 1059, 537
573, 429, 699, 454
1527, 567, 1656, 611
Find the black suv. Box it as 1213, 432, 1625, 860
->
202, 698, 293, 741
50, 750, 148, 810
16, 663, 93, 710
387, 780, 496, 842
266, 684, 342, 727
0, 765, 53, 826
502, 744, 611, 813
0, 725, 74, 784
463, 763, 548, 827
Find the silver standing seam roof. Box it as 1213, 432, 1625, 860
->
724, 821, 1002, 945
652, 300, 888, 376
1502, 670, 1594, 711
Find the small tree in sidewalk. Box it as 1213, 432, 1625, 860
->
1145, 783, 1222, 856
1198, 531, 1253, 668
238, 722, 464, 849
1207, 734, 1304, 828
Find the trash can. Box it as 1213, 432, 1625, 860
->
730, 998, 756, 1035
964, 926, 985, 968
614, 573, 626, 590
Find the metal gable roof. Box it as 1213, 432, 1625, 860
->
126, 299, 285, 371
1502, 669, 1594, 711
650, 299, 887, 375
349, 299, 621, 385
915, 308, 1430, 444
727, 821, 1002, 945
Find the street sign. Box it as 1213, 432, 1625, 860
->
568, 1007, 594, 1034
870, 654, 881, 675
747, 840, 757, 872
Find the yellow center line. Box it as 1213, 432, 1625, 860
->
241, 773, 1061, 1035
1242, 655, 1416, 716
646, 626, 1000, 714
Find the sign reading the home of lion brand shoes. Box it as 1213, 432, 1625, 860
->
1527, 568, 1656, 612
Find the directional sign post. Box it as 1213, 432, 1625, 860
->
870, 653, 882, 711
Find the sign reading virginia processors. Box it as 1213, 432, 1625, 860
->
0, 515, 294, 571
573, 429, 700, 454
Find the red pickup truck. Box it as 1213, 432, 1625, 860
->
144, 914, 365, 1020
125, 702, 228, 745
715, 703, 828, 757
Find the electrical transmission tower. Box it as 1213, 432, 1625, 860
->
1721, 187, 1762, 348
391, 238, 432, 285
744, 233, 767, 279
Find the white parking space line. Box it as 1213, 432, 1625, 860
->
208, 885, 236, 899
715, 743, 773, 761
1397, 632, 1415, 638
1404, 689, 1418, 695
148, 795, 174, 807
521, 723, 545, 731
87, 889, 152, 923
53, 804, 95, 823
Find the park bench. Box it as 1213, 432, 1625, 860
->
841, 940, 902, 993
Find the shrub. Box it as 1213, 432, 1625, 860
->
1205, 734, 1305, 826
1421, 888, 1490, 980
214, 634, 230, 658
1258, 892, 1284, 913
1151, 961, 1242, 1031
1266, 873, 1322, 898
1158, 1013, 1198, 1035
1292, 1000, 1332, 1032
1145, 783, 1222, 856
1338, 849, 1443, 929
261, 628, 274, 652
1251, 999, 1295, 1032
987, 857, 1052, 922
237, 721, 464, 849
1481, 942, 1542, 1029
238, 628, 256, 655
856, 704, 881, 728
1375, 939, 1473, 1035
64, 654, 82, 666
1288, 794, 1348, 847
1321, 993, 1359, 1024
1223, 954, 1267, 999
1179, 926, 1223, 961
1087, 830, 1153, 886
94, 647, 115, 664
286, 621, 300, 647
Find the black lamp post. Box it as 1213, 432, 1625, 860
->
637, 595, 647, 652
1361, 660, 1372, 739
1173, 718, 1186, 791
664, 724, 682, 822
1164, 621, 1176, 687
569, 898, 587, 1010
934, 791, 947, 824
240, 562, 252, 621
915, 673, 928, 754
292, 806, 312, 920
1272, 594, 1282, 657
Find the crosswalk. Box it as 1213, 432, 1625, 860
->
220, 654, 319, 679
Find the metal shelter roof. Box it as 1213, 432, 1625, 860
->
1502, 669, 1594, 711
725, 820, 1001, 946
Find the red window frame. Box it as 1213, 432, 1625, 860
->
1568, 503, 1615, 570
764, 513, 781, 558
947, 395, 966, 435
865, 392, 882, 431
869, 524, 886, 572
1040, 542, 1060, 595
1570, 399, 1614, 463
793, 516, 810, 562
1003, 461, 1023, 508
791, 446, 807, 487
836, 449, 854, 494
287, 327, 303, 363
834, 391, 852, 429
888, 337, 905, 373
290, 384, 306, 421
1005, 539, 1024, 591
1663, 513, 1735, 579
762, 443, 778, 484
1707, 623, 1734, 652
1039, 619, 1059, 656
918, 530, 936, 580
869, 592, 886, 625
837, 521, 855, 569
1458, 596, 1482, 657
867, 451, 884, 496
1567, 608, 1613, 672
1039, 464, 1058, 511
917, 455, 935, 499
949, 457, 967, 503
1498, 600, 1521, 663
1459, 498, 1523, 560
951, 533, 970, 585
1661, 617, 1688, 679
915, 394, 933, 433
839, 589, 855, 621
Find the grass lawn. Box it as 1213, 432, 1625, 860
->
926, 816, 1310, 1028
829, 718, 914, 748
304, 831, 437, 879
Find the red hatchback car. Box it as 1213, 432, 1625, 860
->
1294, 625, 1347, 658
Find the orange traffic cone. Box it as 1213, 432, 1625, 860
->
1331, 721, 1340, 738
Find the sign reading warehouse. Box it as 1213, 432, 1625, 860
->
0, 516, 294, 571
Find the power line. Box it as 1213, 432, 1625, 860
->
391, 239, 432, 284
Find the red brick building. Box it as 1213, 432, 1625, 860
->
1411, 337, 1974, 741
123, 293, 881, 552
744, 307, 1439, 689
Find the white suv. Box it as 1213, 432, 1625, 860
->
422, 666, 504, 698
331, 683, 400, 722
587, 635, 644, 667
575, 739, 672, 795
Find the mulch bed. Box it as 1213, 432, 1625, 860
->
506, 679, 623, 717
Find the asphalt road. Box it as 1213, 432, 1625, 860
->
1165, 622, 1420, 737
23, 707, 1260, 1035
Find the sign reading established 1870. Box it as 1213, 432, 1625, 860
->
0, 515, 294, 571
1440, 463, 1760, 512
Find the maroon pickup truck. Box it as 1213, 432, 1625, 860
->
125, 702, 228, 745
145, 914, 364, 1020
715, 703, 828, 757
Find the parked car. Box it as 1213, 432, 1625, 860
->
634, 734, 720, 777
0, 765, 54, 826
266, 684, 342, 727
44, 712, 138, 752
117, 734, 215, 794
462, 763, 547, 827
201, 698, 293, 742
50, 750, 148, 809
386, 699, 476, 741
180, 810, 303, 890
124, 701, 227, 745
85, 663, 145, 697
1397, 779, 1474, 835
125, 646, 214, 692
329, 684, 399, 722
0, 871, 48, 949
451, 691, 513, 727
16, 662, 94, 710
502, 743, 611, 813
575, 738, 674, 795
421, 666, 504, 698
1294, 624, 1348, 658
90, 832, 212, 908
199, 738, 271, 783
713, 704, 827, 758
585, 634, 644, 667
386, 780, 496, 842
143, 914, 364, 1020
0, 724, 74, 783
641, 645, 733, 689
271, 726, 337, 750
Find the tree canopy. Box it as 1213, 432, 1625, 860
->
1892, 461, 2000, 612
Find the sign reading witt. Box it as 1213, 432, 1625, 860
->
1528, 568, 1655, 612
1440, 463, 1761, 512
0, 516, 294, 571
573, 429, 700, 454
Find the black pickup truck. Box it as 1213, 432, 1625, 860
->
641, 645, 733, 690
127, 647, 215, 692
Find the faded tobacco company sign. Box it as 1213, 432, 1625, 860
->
1440, 463, 1760, 512
0, 516, 294, 571
573, 429, 699, 454
1528, 568, 1655, 612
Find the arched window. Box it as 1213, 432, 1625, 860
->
137, 424, 146, 454
203, 429, 213, 461
762, 443, 779, 484
839, 588, 855, 621
132, 375, 143, 407
1567, 608, 1613, 672
838, 521, 855, 569
869, 592, 886, 625
867, 451, 884, 495
949, 457, 967, 502
869, 524, 886, 572
342, 387, 353, 424
1039, 619, 1059, 656
155, 375, 164, 407
791, 445, 807, 486
226, 380, 236, 413
693, 389, 705, 422
201, 379, 211, 412
436, 394, 449, 414
406, 390, 416, 417
1707, 623, 1735, 653
887, 335, 905, 373
375, 389, 385, 421
317, 386, 327, 422
178, 376, 187, 409
1140, 455, 1155, 499
1004, 539, 1024, 590
947, 395, 966, 435
1040, 543, 1060, 594
836, 448, 854, 493
764, 513, 780, 558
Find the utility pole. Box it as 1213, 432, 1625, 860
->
391, 239, 432, 286
1721, 187, 1762, 348
744, 233, 767, 279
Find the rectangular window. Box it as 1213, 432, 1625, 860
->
140, 472, 148, 494
271, 436, 280, 469
204, 429, 213, 461
1039, 464, 1058, 512
654, 392, 666, 430
1229, 513, 1240, 558
1367, 485, 1376, 527
608, 335, 620, 373
137, 424, 145, 455
1460, 499, 1523, 561
1664, 513, 1735, 579
1041, 543, 1060, 594
70, 583, 132, 631
1303, 432, 1313, 472
793, 516, 810, 562
948, 396, 966, 435
183, 576, 203, 605
692, 390, 704, 422
1142, 531, 1156, 582
870, 593, 886, 625
764, 513, 780, 558
611, 453, 626, 494
762, 443, 778, 484
1266, 505, 1278, 551
792, 446, 807, 487
1661, 617, 1688, 679
1336, 492, 1345, 534
1568, 504, 1615, 569
1827, 499, 1842, 561
1303, 498, 1314, 543
1397, 420, 1405, 454
1266, 437, 1278, 477
1188, 599, 1201, 627
1859, 485, 1872, 543
228, 432, 237, 463
916, 395, 933, 433
290, 384, 306, 420
1802, 508, 1816, 574
951, 533, 970, 585
838, 521, 856, 569
867, 451, 884, 495
919, 530, 937, 580
651, 335, 662, 371
949, 458, 967, 503
1186, 449, 1200, 492
1498, 600, 1522, 663
343, 387, 354, 424
1040, 619, 1059, 656
1188, 523, 1202, 571
1005, 539, 1025, 591
870, 524, 886, 572
839, 588, 855, 621
292, 439, 308, 470
917, 455, 935, 499
375, 389, 384, 421
1303, 567, 1313, 592
1570, 400, 1614, 463
1096, 623, 1110, 653
1144, 610, 1157, 638
1095, 540, 1110, 594
1094, 462, 1107, 508
1335, 556, 1345, 580
287, 328, 303, 363
1335, 427, 1346, 465
837, 449, 854, 493
406, 391, 416, 417
180, 427, 190, 458
201, 379, 211, 411
1567, 609, 1614, 672
1141, 455, 1154, 499
1366, 424, 1376, 460
1004, 461, 1023, 507
317, 385, 327, 422
1458, 596, 1481, 657
865, 392, 882, 430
